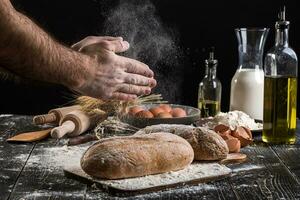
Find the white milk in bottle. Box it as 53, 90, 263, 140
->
230, 69, 264, 120
229, 28, 269, 120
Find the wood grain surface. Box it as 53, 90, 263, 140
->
0, 115, 300, 199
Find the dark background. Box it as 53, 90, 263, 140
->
0, 0, 299, 116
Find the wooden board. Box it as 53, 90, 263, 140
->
64, 162, 231, 195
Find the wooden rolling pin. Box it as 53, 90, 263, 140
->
33, 105, 81, 125
50, 110, 107, 139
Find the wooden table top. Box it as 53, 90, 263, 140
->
1, 115, 300, 200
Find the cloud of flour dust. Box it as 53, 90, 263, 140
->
101, 0, 184, 103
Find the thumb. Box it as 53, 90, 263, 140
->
106, 40, 130, 53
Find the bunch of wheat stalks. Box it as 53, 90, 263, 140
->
75, 94, 166, 138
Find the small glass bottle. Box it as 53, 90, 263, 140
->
263, 7, 298, 144
198, 47, 222, 117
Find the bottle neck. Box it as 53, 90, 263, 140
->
275, 28, 289, 47
236, 29, 268, 70
205, 66, 217, 79
238, 46, 263, 70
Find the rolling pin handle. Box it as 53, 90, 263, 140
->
51, 120, 76, 139
33, 113, 57, 125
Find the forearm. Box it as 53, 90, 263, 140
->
0, 0, 95, 89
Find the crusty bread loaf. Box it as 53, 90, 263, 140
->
179, 127, 228, 160
135, 124, 228, 161
135, 124, 195, 136
81, 132, 194, 179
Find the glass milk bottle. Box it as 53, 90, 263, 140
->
263, 7, 298, 144
230, 28, 269, 120
198, 48, 222, 117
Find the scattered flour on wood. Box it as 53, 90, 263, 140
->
236, 183, 258, 188
86, 182, 221, 200
1, 115, 29, 122
256, 155, 265, 159
96, 162, 231, 190
1, 121, 16, 126
14, 154, 28, 161
0, 114, 13, 118
0, 174, 10, 179
21, 191, 84, 199
24, 145, 89, 171
232, 164, 264, 173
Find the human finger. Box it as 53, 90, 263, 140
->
71, 36, 124, 51
124, 74, 156, 87
111, 92, 137, 101
123, 58, 154, 78
79, 40, 130, 54
100, 36, 123, 41
117, 84, 151, 95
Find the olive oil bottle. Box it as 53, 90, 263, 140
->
263, 7, 298, 144
198, 47, 222, 117
198, 100, 220, 118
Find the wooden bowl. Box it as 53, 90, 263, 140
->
121, 104, 201, 128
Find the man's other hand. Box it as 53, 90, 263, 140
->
72, 36, 157, 101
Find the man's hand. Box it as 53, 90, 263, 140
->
72, 36, 156, 101
0, 0, 156, 102
71, 36, 129, 54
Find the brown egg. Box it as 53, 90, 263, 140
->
214, 124, 231, 135
135, 110, 154, 118
225, 137, 241, 153
149, 107, 164, 117
231, 126, 253, 147
156, 112, 173, 118
158, 104, 172, 113
128, 106, 144, 116
219, 132, 234, 141
170, 108, 187, 118
242, 126, 253, 138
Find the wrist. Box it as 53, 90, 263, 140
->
64, 53, 97, 92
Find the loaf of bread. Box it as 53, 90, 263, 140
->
135, 124, 228, 161
81, 132, 194, 179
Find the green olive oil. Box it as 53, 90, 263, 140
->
198, 100, 220, 118
262, 76, 297, 144
263, 8, 298, 144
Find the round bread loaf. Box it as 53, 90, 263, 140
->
135, 125, 228, 160
81, 132, 194, 179
179, 127, 228, 160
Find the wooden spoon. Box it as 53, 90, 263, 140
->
6, 128, 52, 142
